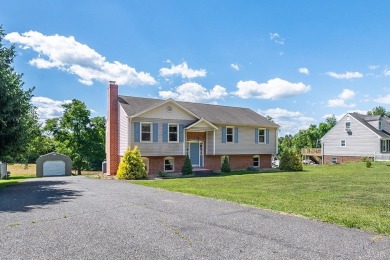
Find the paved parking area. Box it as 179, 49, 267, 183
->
0, 176, 389, 259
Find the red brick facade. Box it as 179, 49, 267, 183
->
323, 155, 364, 164
106, 82, 119, 175
141, 154, 272, 176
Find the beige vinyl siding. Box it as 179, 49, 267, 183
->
119, 105, 129, 156
206, 130, 214, 155
214, 125, 277, 155
137, 101, 196, 120
132, 117, 193, 156
322, 115, 380, 156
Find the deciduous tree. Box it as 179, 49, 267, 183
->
0, 25, 38, 161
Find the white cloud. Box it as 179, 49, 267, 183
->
159, 83, 227, 103
31, 96, 71, 122
269, 33, 285, 45
327, 88, 356, 107
259, 108, 316, 135
326, 71, 363, 79
5, 31, 156, 86
233, 78, 310, 100
159, 62, 206, 79
374, 94, 390, 104
384, 69, 390, 77
259, 108, 303, 119
369, 65, 380, 70
339, 89, 355, 99
298, 67, 309, 75
231, 64, 239, 71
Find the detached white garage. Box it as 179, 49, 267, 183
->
36, 152, 72, 177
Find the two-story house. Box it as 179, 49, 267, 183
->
106, 81, 279, 175
321, 112, 390, 163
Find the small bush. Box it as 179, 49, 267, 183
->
279, 150, 303, 171
366, 160, 372, 168
158, 171, 168, 177
116, 146, 147, 180
181, 155, 193, 175
221, 156, 231, 173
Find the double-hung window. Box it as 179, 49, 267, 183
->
340, 140, 346, 147
253, 155, 260, 167
258, 129, 266, 143
164, 157, 174, 172
168, 124, 178, 142
141, 123, 152, 142
226, 127, 234, 143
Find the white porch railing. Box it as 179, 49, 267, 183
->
374, 152, 390, 161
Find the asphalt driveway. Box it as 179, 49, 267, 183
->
0, 176, 389, 259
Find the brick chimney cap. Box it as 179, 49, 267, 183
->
109, 80, 116, 84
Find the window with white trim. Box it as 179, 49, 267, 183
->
340, 140, 346, 147
168, 124, 178, 142
226, 126, 234, 143
141, 123, 152, 142
164, 157, 174, 172
142, 157, 149, 173
258, 128, 266, 143
381, 140, 390, 153
379, 121, 382, 130
332, 157, 337, 164
345, 122, 351, 130
253, 155, 260, 168
221, 156, 229, 166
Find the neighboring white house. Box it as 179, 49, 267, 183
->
321, 113, 390, 163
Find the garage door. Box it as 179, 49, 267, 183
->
43, 161, 66, 176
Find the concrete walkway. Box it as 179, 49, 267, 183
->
0, 176, 389, 259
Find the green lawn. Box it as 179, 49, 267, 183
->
133, 162, 390, 235
0, 164, 36, 189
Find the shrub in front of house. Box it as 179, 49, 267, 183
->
181, 155, 193, 175
366, 160, 372, 168
221, 156, 231, 173
279, 149, 303, 171
117, 146, 147, 179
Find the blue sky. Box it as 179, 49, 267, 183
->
2, 0, 390, 135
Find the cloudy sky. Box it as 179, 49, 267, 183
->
2, 1, 390, 135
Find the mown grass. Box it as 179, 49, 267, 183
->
134, 162, 390, 235
0, 164, 36, 189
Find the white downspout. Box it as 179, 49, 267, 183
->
213, 130, 216, 155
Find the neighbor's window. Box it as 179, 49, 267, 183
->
164, 157, 174, 172
226, 127, 234, 143
141, 123, 151, 142
340, 140, 346, 147
379, 121, 382, 130
381, 140, 390, 153
168, 124, 178, 142
258, 128, 266, 143
253, 155, 260, 168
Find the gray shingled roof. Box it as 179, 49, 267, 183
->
118, 95, 279, 127
350, 113, 390, 138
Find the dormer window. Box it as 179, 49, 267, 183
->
379, 121, 382, 130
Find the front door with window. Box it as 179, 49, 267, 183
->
189, 142, 203, 167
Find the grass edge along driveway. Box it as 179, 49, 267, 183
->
134, 162, 390, 235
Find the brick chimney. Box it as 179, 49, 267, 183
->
106, 81, 119, 175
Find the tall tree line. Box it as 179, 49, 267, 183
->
0, 25, 105, 172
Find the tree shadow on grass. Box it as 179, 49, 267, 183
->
0, 179, 82, 213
